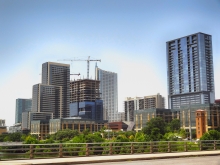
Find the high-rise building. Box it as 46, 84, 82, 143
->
124, 97, 135, 122
167, 32, 215, 109
95, 64, 118, 122
42, 62, 70, 118
69, 79, 103, 121
31, 84, 62, 118
124, 94, 165, 121
27, 62, 70, 131
15, 98, 32, 124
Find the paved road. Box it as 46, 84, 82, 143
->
75, 156, 220, 165
3, 151, 220, 165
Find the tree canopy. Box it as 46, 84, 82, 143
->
166, 119, 180, 132
200, 130, 220, 140
142, 117, 167, 141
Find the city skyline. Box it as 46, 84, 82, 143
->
0, 0, 220, 126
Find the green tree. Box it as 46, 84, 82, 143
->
179, 129, 186, 139
112, 134, 129, 142
9, 132, 22, 142
148, 128, 163, 141
142, 117, 167, 141
166, 119, 180, 132
163, 132, 178, 141
0, 134, 6, 142
72, 134, 85, 143
84, 132, 104, 143
134, 132, 146, 142
82, 129, 90, 136
54, 129, 79, 142
200, 130, 220, 140
23, 135, 39, 144
1, 132, 23, 142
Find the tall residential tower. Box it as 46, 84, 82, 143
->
95, 64, 118, 122
167, 32, 215, 109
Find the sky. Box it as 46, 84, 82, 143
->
0, 0, 220, 126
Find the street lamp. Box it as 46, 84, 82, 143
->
189, 107, 192, 142
187, 102, 192, 142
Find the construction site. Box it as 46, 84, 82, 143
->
70, 79, 101, 103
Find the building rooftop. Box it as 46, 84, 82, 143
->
166, 32, 211, 43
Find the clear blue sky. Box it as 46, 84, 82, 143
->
1, 0, 220, 126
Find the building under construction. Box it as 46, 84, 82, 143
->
69, 79, 103, 121
70, 79, 101, 103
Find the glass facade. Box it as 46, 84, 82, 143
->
178, 104, 211, 131
69, 100, 103, 121
95, 64, 118, 122
49, 118, 107, 134
42, 62, 70, 118
134, 108, 179, 131
32, 84, 62, 118
167, 32, 215, 109
15, 98, 32, 124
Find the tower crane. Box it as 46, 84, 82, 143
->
58, 56, 101, 79
70, 73, 80, 76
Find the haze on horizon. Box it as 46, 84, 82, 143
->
0, 0, 220, 126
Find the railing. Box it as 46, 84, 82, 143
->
0, 141, 220, 160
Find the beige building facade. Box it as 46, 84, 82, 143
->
124, 93, 165, 122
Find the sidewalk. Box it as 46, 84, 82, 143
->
1, 150, 220, 165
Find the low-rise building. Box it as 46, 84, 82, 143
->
0, 119, 7, 135
22, 112, 53, 130
30, 118, 108, 139
49, 118, 108, 134
31, 120, 49, 140
109, 121, 128, 131
134, 108, 179, 132
8, 123, 22, 133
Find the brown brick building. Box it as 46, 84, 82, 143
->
195, 110, 206, 139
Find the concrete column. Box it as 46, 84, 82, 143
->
205, 111, 208, 132
183, 111, 185, 128
135, 115, 138, 130
140, 114, 142, 129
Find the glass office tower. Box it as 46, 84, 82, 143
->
167, 32, 215, 109
15, 98, 32, 124
42, 62, 70, 118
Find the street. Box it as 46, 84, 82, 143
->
75, 156, 220, 165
